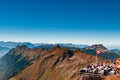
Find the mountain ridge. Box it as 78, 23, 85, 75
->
0, 41, 88, 57
0, 45, 105, 80
0, 41, 120, 60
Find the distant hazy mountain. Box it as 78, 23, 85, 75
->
0, 41, 35, 48
37, 43, 88, 50
0, 46, 10, 57
107, 46, 120, 50
0, 41, 36, 57
0, 41, 88, 57
0, 41, 87, 49
82, 44, 120, 60
112, 49, 120, 55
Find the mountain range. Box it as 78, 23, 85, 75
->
0, 45, 104, 80
0, 44, 120, 80
0, 41, 87, 57
0, 41, 120, 60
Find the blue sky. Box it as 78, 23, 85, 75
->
0, 0, 120, 46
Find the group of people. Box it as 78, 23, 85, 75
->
79, 61, 120, 76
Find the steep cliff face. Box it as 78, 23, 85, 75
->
4, 45, 104, 80
0, 45, 46, 80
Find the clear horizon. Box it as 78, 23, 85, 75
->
0, 0, 120, 46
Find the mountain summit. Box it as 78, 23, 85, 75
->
51, 45, 61, 50
85, 44, 107, 50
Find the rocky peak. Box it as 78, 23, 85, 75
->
51, 45, 61, 50
85, 44, 107, 50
